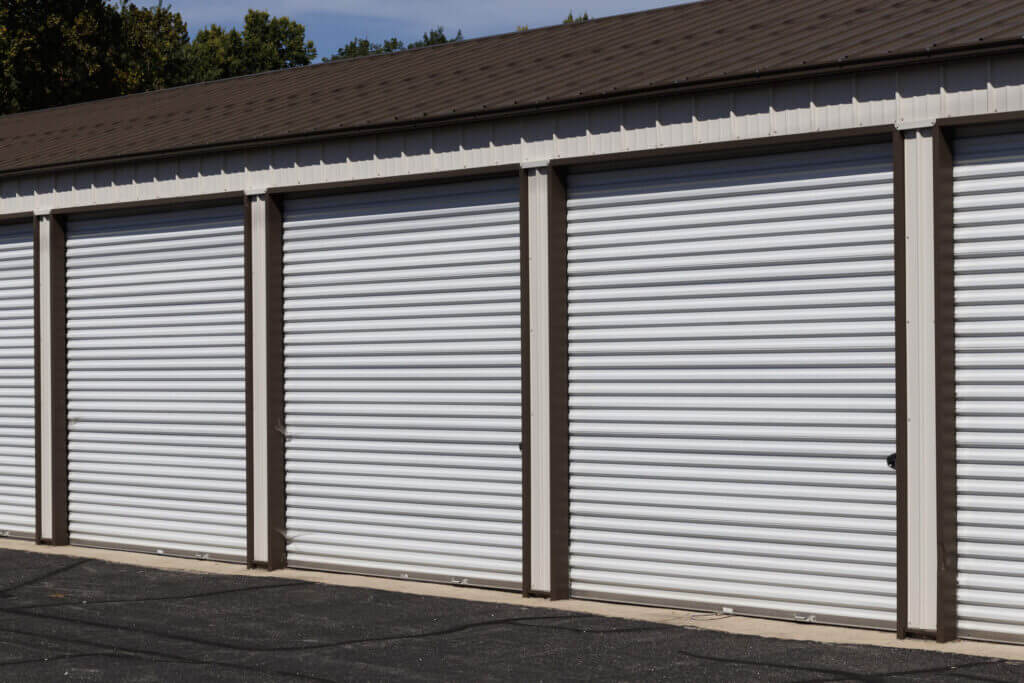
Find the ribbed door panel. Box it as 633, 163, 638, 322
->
283, 178, 522, 588
566, 144, 898, 627
953, 133, 1024, 643
0, 224, 35, 538
66, 206, 247, 561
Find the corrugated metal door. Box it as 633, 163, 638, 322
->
0, 224, 35, 538
66, 206, 247, 561
566, 144, 898, 628
282, 178, 522, 588
953, 133, 1024, 643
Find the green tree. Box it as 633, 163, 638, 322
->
1, 4, 462, 113
188, 9, 316, 81
328, 36, 405, 61
520, 12, 589, 33
238, 9, 316, 73
0, 0, 123, 114
116, 1, 191, 93
326, 26, 462, 61
409, 27, 462, 48
187, 24, 246, 81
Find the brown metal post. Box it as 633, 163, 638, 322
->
547, 168, 570, 600
932, 125, 958, 643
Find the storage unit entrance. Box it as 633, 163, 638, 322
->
281, 178, 524, 588
65, 206, 248, 561
565, 144, 899, 628
951, 132, 1024, 643
0, 223, 36, 538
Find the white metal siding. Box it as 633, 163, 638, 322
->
566, 144, 898, 627
5, 56, 1023, 222
0, 224, 35, 538
282, 179, 522, 588
953, 133, 1024, 643
66, 206, 247, 561
902, 130, 939, 632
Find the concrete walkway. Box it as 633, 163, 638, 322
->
0, 541, 1021, 681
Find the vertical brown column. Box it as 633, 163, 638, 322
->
34, 213, 68, 545
893, 130, 910, 639
547, 168, 570, 600
932, 126, 958, 643
265, 195, 287, 570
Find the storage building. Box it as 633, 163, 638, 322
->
2, 0, 1024, 645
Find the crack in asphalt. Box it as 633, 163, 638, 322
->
0, 559, 91, 597
672, 647, 1011, 682
7, 578, 307, 610
1, 607, 592, 653
0, 624, 335, 682
0, 554, 1019, 681
0, 652, 112, 668
507, 619, 677, 635
2, 605, 1013, 681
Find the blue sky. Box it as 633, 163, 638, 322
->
165, 1, 686, 60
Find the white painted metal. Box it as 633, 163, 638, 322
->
37, 215, 53, 541
65, 205, 247, 561
903, 129, 939, 632
250, 195, 270, 564
3, 56, 1022, 222
527, 168, 552, 593
282, 178, 522, 588
953, 132, 1024, 643
566, 144, 898, 627
0, 223, 35, 538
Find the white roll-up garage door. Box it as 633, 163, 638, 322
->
0, 224, 36, 538
66, 205, 247, 561
282, 178, 522, 588
953, 132, 1024, 643
566, 144, 898, 628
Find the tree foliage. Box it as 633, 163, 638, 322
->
117, 1, 191, 93
0, 0, 122, 114
190, 9, 316, 81
0, 2, 485, 114
519, 11, 588, 33
330, 36, 405, 61
410, 27, 462, 49
0, 1, 316, 114
325, 27, 462, 61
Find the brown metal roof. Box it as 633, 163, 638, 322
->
3, 0, 1024, 175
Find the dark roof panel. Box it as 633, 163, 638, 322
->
2, 0, 1023, 174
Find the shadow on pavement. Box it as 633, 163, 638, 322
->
0, 549, 1019, 682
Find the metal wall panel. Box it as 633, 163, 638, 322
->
3, 56, 1022, 220
566, 144, 898, 628
282, 178, 523, 588
953, 132, 1024, 643
65, 206, 247, 561
903, 130, 939, 632
0, 224, 35, 538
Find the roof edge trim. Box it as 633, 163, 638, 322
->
3, 39, 1022, 179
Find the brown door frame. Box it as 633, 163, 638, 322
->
545, 129, 909, 637
930, 110, 1024, 642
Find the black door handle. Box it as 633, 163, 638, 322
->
886, 452, 897, 470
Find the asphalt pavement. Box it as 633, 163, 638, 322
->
0, 548, 1020, 681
